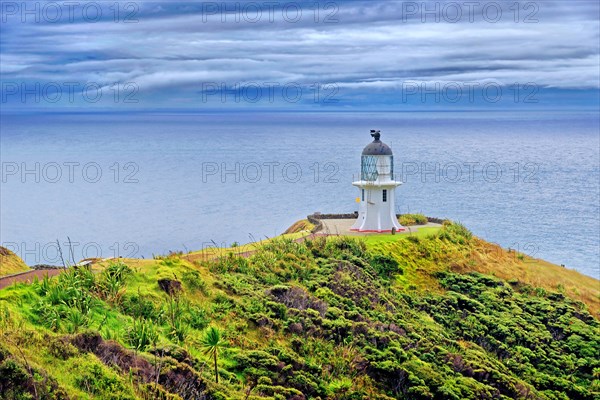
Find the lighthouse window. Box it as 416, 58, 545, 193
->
362, 189, 365, 201
383, 190, 387, 202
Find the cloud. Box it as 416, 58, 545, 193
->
1, 0, 598, 109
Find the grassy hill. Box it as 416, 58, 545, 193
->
0, 246, 30, 277
0, 222, 598, 400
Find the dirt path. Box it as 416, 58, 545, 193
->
0, 269, 64, 290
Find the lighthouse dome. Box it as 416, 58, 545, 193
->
362, 130, 392, 156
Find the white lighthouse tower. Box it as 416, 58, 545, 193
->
351, 130, 404, 233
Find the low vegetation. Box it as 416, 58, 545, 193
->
398, 213, 429, 226
0, 222, 598, 399
283, 219, 316, 234
0, 246, 30, 277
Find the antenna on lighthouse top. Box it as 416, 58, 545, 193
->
370, 130, 381, 141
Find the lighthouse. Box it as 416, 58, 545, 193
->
351, 130, 404, 233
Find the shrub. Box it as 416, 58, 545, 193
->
328, 377, 353, 397
325, 237, 367, 258
307, 236, 366, 259
46, 267, 96, 314
0, 358, 31, 400
120, 293, 162, 321
181, 270, 208, 294
164, 297, 189, 343
370, 253, 401, 278
157, 255, 182, 267
47, 337, 79, 360
233, 350, 279, 379
211, 293, 235, 317
260, 237, 311, 259
438, 222, 473, 244
70, 355, 135, 399
209, 254, 249, 274
97, 262, 132, 303
125, 318, 158, 351
0, 351, 68, 400
399, 214, 428, 226
186, 305, 210, 330
66, 308, 88, 333
269, 286, 327, 316
33, 300, 63, 331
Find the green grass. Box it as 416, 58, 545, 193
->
362, 226, 442, 245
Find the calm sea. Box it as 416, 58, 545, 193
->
1, 111, 598, 278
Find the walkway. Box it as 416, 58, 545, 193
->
320, 219, 442, 236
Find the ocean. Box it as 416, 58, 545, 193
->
1, 111, 598, 278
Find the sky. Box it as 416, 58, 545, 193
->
0, 0, 599, 111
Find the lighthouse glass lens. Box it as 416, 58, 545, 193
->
361, 156, 379, 181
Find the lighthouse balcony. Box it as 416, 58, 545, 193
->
352, 179, 402, 188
